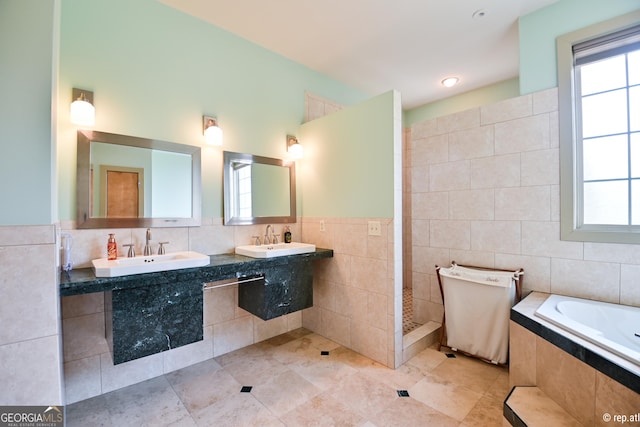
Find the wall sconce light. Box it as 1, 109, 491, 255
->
203, 115, 223, 146
287, 135, 303, 159
70, 88, 95, 127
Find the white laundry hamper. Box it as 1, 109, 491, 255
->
436, 262, 523, 365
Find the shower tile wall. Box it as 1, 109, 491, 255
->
407, 87, 640, 327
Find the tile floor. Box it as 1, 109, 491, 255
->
402, 286, 422, 335
66, 328, 509, 427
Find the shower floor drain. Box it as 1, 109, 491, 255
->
321, 351, 330, 356
397, 390, 410, 397
240, 386, 252, 393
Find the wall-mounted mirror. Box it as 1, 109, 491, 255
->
223, 151, 296, 225
76, 130, 201, 228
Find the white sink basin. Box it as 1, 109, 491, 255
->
92, 251, 210, 277
235, 242, 316, 258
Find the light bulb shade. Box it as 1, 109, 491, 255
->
204, 124, 223, 146
441, 77, 459, 88
288, 142, 304, 159
70, 99, 95, 127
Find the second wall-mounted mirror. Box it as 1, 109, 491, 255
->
223, 151, 296, 225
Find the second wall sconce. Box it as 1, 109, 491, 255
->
287, 135, 303, 159
203, 115, 223, 146
70, 88, 95, 127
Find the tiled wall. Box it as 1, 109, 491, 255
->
0, 225, 63, 405
61, 219, 303, 404
511, 321, 640, 426
301, 217, 396, 368
407, 87, 640, 327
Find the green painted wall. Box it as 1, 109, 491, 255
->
405, 0, 640, 124
519, 0, 640, 95
57, 0, 367, 221
299, 91, 397, 218
0, 0, 57, 226
404, 78, 520, 126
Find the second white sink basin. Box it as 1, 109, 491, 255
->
92, 251, 210, 277
235, 242, 316, 258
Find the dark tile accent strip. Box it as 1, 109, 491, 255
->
503, 386, 527, 427
511, 308, 640, 394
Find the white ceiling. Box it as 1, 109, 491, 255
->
158, 0, 558, 109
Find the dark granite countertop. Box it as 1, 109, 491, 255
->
60, 248, 333, 296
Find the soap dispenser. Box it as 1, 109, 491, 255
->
107, 234, 117, 260
284, 226, 292, 243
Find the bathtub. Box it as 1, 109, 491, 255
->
535, 294, 640, 367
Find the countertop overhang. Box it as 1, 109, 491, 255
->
60, 248, 333, 296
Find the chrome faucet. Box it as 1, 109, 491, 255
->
264, 224, 273, 245
144, 228, 153, 256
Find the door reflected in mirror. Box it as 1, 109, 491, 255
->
223, 151, 296, 225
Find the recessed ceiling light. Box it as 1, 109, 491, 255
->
472, 9, 488, 20
441, 77, 459, 88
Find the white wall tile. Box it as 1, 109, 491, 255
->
430, 220, 470, 250
481, 94, 532, 124
412, 192, 448, 220
495, 254, 551, 294
533, 88, 559, 114
163, 339, 213, 374
470, 154, 521, 189
411, 135, 448, 166
213, 316, 254, 357
494, 114, 550, 154
438, 107, 481, 132
551, 258, 620, 303
430, 160, 470, 191
521, 221, 583, 260
0, 244, 59, 345
448, 126, 494, 161
449, 189, 495, 220
495, 186, 551, 221
521, 149, 559, 186
100, 351, 163, 394
64, 356, 101, 404
620, 264, 640, 306
0, 335, 63, 405
470, 221, 521, 254
584, 242, 640, 264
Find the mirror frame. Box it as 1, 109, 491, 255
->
76, 129, 202, 229
223, 151, 296, 225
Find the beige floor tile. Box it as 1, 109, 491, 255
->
66, 328, 507, 426
409, 374, 484, 421
105, 376, 195, 427
329, 371, 399, 419
404, 347, 448, 373
430, 352, 506, 394
191, 392, 283, 427
460, 394, 504, 427
251, 369, 322, 416
279, 394, 366, 426
165, 359, 239, 413
370, 395, 459, 427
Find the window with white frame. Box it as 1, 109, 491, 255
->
558, 12, 640, 244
